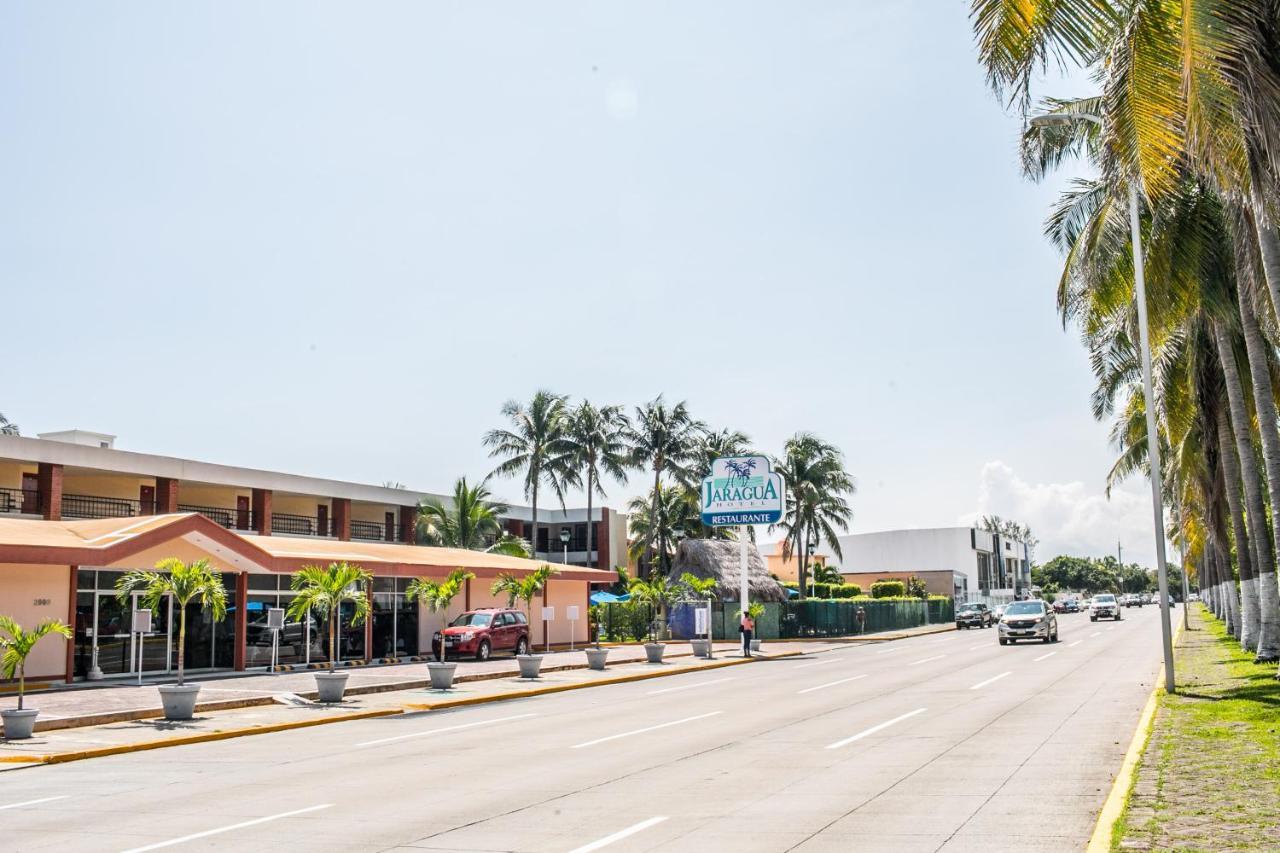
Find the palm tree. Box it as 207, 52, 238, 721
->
406, 569, 474, 662
116, 559, 227, 686
628, 574, 676, 643
622, 396, 706, 576
562, 401, 630, 565
491, 565, 557, 632
626, 485, 700, 571
0, 413, 18, 436
417, 477, 513, 551
772, 433, 855, 598
484, 391, 577, 560
0, 617, 71, 710
285, 562, 372, 673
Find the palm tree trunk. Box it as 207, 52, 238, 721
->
1254, 221, 1280, 328
1214, 379, 1261, 650
644, 467, 660, 579
1234, 285, 1280, 661
531, 485, 538, 562
17, 663, 24, 711
585, 465, 594, 567
329, 606, 336, 672
177, 607, 186, 686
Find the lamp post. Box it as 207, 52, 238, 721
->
807, 535, 818, 598
559, 527, 571, 565
1030, 110, 1176, 694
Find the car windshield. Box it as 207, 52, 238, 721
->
1094, 595, 1116, 603
450, 613, 493, 627
959, 604, 982, 612
1004, 602, 1044, 616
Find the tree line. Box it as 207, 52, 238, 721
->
971, 2, 1280, 673
1032, 555, 1189, 599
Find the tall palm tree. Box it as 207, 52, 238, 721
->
626, 485, 700, 571
116, 558, 228, 686
562, 401, 630, 565
285, 562, 372, 673
0, 413, 18, 436
484, 391, 577, 560
772, 433, 855, 598
418, 477, 512, 551
622, 396, 705, 576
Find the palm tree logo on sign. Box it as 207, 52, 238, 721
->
701, 456, 785, 527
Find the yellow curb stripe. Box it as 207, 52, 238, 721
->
0, 755, 45, 763
1086, 612, 1186, 852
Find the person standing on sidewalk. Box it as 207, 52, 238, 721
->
740, 611, 754, 657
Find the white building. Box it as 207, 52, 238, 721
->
818, 527, 1033, 603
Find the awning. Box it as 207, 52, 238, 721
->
589, 591, 630, 605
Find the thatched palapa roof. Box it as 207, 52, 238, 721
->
671, 538, 788, 603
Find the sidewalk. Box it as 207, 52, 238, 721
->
2, 623, 952, 732
0, 639, 851, 769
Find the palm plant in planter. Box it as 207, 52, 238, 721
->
0, 617, 72, 739
286, 561, 371, 703
679, 573, 718, 658
491, 565, 556, 678
116, 558, 227, 720
629, 574, 676, 663
406, 569, 474, 690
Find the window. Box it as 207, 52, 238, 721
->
513, 611, 528, 624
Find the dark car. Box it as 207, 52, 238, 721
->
956, 602, 995, 629
435, 609, 531, 661
998, 599, 1059, 645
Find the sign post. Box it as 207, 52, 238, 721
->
132, 608, 152, 686
700, 456, 785, 657
541, 605, 555, 653
566, 605, 579, 651
267, 607, 285, 672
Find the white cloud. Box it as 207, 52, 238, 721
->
957, 461, 1164, 566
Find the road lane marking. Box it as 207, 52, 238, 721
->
1033, 651, 1057, 662
568, 817, 669, 853
647, 677, 735, 695
0, 796, 66, 811
793, 659, 836, 669
826, 708, 928, 749
1068, 640, 1083, 647
356, 713, 537, 747
797, 675, 867, 694
570, 711, 721, 749
118, 804, 332, 853
874, 647, 903, 655
969, 671, 1012, 690
1090, 632, 1102, 638
968, 644, 987, 651
908, 655, 946, 666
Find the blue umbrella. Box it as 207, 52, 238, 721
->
590, 591, 630, 605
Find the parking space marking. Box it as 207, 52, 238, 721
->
798, 675, 867, 695
571, 711, 721, 749
356, 713, 537, 747
969, 671, 1011, 690
1033, 651, 1057, 662
647, 677, 735, 695
908, 655, 946, 666
827, 707, 928, 749
568, 816, 669, 853
118, 804, 332, 853
0, 796, 66, 811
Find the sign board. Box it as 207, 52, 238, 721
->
566, 605, 580, 621
267, 607, 285, 630
700, 455, 786, 527
132, 608, 152, 634
541, 606, 555, 622
695, 607, 709, 634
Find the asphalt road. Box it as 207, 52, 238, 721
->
0, 605, 1170, 853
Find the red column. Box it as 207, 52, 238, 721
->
252, 488, 272, 536
234, 572, 248, 671
156, 477, 179, 514
66, 564, 77, 683
399, 505, 418, 544
38, 462, 62, 520
464, 578, 472, 610
333, 498, 351, 541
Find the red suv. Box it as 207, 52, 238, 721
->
436, 609, 531, 661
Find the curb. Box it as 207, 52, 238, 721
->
1085, 610, 1186, 852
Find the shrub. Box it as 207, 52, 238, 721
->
829, 584, 863, 599
870, 580, 907, 598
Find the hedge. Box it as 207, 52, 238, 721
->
870, 580, 907, 598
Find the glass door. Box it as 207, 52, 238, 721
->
90, 591, 172, 677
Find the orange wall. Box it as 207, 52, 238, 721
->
0, 563, 71, 680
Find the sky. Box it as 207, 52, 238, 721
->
0, 2, 1166, 567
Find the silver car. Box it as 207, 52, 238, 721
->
1090, 593, 1122, 622
998, 600, 1059, 645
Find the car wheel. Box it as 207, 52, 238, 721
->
999, 638, 1008, 646
515, 636, 529, 656
1090, 616, 1097, 622
1117, 614, 1122, 621
475, 640, 491, 662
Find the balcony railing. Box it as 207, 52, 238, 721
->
272, 512, 334, 538
178, 503, 255, 531
351, 519, 400, 542
63, 493, 142, 520
0, 486, 38, 515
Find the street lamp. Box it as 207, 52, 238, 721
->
807, 535, 819, 598
1030, 110, 1176, 693
559, 526, 571, 565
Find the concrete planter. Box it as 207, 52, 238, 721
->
158, 684, 202, 720
644, 642, 666, 663
517, 654, 544, 679
585, 648, 610, 670
1, 708, 39, 740
314, 671, 349, 703
750, 639, 762, 653
690, 639, 711, 658
427, 661, 457, 690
